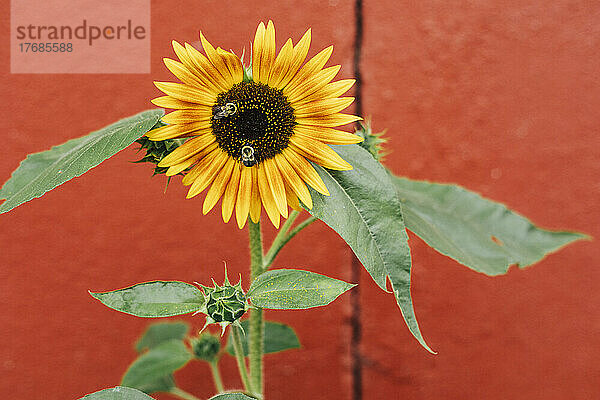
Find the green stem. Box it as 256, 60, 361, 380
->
248, 220, 264, 396
249, 220, 264, 278
169, 387, 202, 400
263, 215, 318, 269
263, 210, 299, 267
209, 361, 225, 393
231, 325, 253, 393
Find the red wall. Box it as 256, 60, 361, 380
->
1, 1, 598, 399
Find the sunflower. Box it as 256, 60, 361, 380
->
146, 20, 362, 228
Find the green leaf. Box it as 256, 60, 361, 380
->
136, 322, 190, 353
225, 320, 301, 357
306, 144, 433, 352
89, 281, 204, 318
247, 269, 354, 309
393, 176, 588, 275
130, 375, 175, 395
209, 394, 255, 400
121, 340, 191, 392
0, 109, 163, 214
78, 386, 155, 400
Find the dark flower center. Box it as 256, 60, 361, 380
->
211, 82, 296, 165
237, 108, 268, 141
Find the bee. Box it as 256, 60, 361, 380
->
212, 102, 237, 120
241, 145, 257, 167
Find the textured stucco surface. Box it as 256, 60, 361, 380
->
1, 1, 599, 399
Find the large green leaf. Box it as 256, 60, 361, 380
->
136, 321, 190, 353
130, 375, 175, 395
225, 320, 300, 357
247, 269, 354, 309
0, 109, 163, 214
121, 340, 191, 392
90, 281, 204, 317
306, 144, 433, 352
78, 386, 155, 400
209, 394, 255, 400
393, 176, 587, 275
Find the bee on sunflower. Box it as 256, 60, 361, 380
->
146, 20, 362, 228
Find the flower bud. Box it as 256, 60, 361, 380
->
191, 333, 221, 361
196, 266, 249, 335
355, 119, 387, 161
205, 285, 247, 323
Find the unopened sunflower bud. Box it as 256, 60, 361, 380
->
191, 333, 221, 361
196, 266, 249, 335
206, 284, 247, 323
355, 119, 387, 161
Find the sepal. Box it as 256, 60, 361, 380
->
355, 119, 388, 161
196, 266, 250, 336
134, 135, 185, 176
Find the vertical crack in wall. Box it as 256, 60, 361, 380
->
351, 0, 363, 399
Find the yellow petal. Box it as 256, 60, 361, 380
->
159, 135, 216, 166
172, 41, 221, 94
172, 40, 194, 66
276, 29, 311, 89
257, 164, 281, 228
186, 150, 229, 198
286, 65, 341, 104
236, 166, 253, 229
163, 58, 204, 88
217, 48, 243, 83
285, 184, 302, 211
296, 112, 362, 128
203, 157, 235, 214
252, 22, 266, 84
182, 149, 220, 185
259, 20, 276, 84
282, 148, 330, 196
161, 109, 212, 125
268, 38, 293, 88
165, 153, 202, 176
273, 154, 313, 209
285, 45, 333, 93
185, 42, 230, 93
154, 82, 216, 105
294, 125, 363, 145
263, 158, 288, 218
289, 135, 352, 170
294, 79, 356, 107
146, 122, 209, 141
171, 41, 204, 79
200, 32, 234, 88
151, 96, 204, 110
294, 97, 355, 118
222, 163, 241, 223
249, 167, 262, 223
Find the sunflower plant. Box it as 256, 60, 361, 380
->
0, 21, 586, 400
